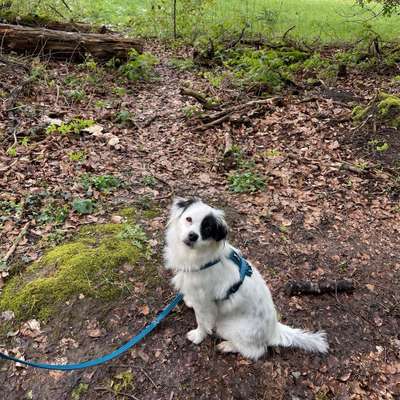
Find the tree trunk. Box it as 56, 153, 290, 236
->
0, 23, 144, 61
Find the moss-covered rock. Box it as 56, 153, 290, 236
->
377, 92, 400, 128
352, 93, 400, 129
0, 219, 158, 321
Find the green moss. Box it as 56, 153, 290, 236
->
0, 220, 155, 321
118, 207, 137, 222
377, 92, 400, 128
143, 208, 160, 219
352, 105, 369, 121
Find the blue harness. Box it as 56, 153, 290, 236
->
200, 249, 253, 300
0, 250, 251, 371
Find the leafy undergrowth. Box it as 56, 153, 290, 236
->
191, 40, 400, 94
0, 211, 157, 321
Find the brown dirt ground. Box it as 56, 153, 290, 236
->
0, 42, 399, 400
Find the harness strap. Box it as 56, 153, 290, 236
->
199, 258, 221, 270
222, 250, 253, 300
0, 293, 183, 371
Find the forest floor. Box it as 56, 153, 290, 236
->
0, 41, 400, 400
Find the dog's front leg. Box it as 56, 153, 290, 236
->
187, 301, 217, 345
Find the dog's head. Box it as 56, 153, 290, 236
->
168, 197, 228, 250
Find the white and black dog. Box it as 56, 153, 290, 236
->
164, 197, 328, 360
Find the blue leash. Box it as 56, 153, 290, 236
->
0, 293, 183, 371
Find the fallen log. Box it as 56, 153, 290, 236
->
6, 17, 112, 33
0, 23, 143, 61
285, 279, 354, 296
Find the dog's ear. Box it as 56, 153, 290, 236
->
170, 197, 198, 219
200, 212, 228, 242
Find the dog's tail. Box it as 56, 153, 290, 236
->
270, 322, 328, 353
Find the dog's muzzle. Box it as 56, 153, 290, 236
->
184, 232, 198, 247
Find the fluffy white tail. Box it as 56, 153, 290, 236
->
271, 322, 329, 353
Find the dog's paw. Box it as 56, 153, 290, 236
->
217, 341, 238, 354
186, 328, 206, 344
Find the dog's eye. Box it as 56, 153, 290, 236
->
186, 217, 192, 223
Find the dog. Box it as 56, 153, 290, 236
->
164, 197, 328, 360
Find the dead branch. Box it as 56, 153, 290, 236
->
285, 279, 354, 296
179, 87, 220, 110
194, 96, 283, 131
180, 87, 209, 105
282, 25, 296, 42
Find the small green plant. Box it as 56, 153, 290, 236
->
115, 110, 134, 125
169, 57, 195, 71
72, 199, 95, 214
30, 64, 46, 81
228, 171, 265, 193
112, 87, 127, 96
68, 150, 87, 162
355, 160, 369, 170
64, 75, 82, 87
79, 57, 97, 72
20, 137, 29, 146
44, 229, 66, 246
136, 195, 154, 211
95, 100, 108, 108
38, 204, 69, 225
71, 383, 89, 400
119, 49, 158, 81
117, 224, 151, 258
81, 174, 122, 192
368, 139, 389, 152
339, 261, 348, 272
0, 200, 22, 221
46, 118, 95, 135
376, 142, 389, 152
262, 148, 282, 158
109, 370, 135, 395
203, 71, 224, 88
182, 105, 202, 118
67, 89, 87, 102
142, 175, 157, 188
6, 146, 17, 157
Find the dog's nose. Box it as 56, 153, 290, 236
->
188, 232, 199, 242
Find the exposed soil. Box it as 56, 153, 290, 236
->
0, 42, 399, 400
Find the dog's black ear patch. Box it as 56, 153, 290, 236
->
176, 198, 198, 214
200, 214, 228, 242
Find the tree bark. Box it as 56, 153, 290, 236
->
0, 23, 144, 61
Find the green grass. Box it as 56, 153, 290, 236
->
6, 0, 400, 44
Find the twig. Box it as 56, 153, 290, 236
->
0, 159, 18, 174
195, 114, 231, 132
135, 366, 157, 389
350, 113, 374, 131
282, 25, 296, 42
226, 23, 248, 49
2, 221, 30, 267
